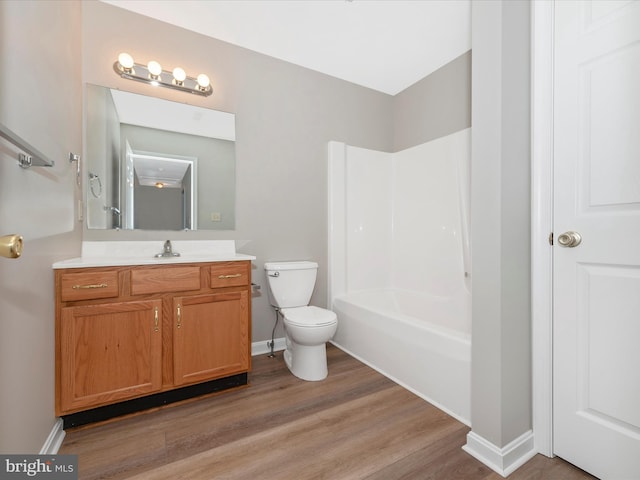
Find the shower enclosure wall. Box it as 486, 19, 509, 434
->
328, 128, 471, 423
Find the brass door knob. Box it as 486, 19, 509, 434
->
0, 234, 23, 258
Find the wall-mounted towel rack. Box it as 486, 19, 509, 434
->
0, 122, 55, 168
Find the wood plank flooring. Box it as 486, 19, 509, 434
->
59, 345, 596, 480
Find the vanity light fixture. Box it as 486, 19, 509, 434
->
114, 52, 213, 97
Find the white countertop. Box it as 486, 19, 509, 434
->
53, 240, 256, 269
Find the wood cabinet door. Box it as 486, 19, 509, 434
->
59, 300, 163, 414
173, 291, 249, 386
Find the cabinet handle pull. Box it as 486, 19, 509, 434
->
218, 274, 242, 279
154, 307, 159, 332
72, 283, 108, 290
177, 304, 182, 329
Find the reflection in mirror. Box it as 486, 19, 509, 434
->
85, 84, 236, 230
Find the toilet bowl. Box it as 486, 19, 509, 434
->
264, 261, 338, 381
281, 306, 337, 381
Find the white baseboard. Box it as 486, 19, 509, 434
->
251, 337, 286, 356
462, 429, 536, 477
40, 418, 65, 454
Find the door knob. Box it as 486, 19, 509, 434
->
0, 234, 23, 258
557, 231, 582, 248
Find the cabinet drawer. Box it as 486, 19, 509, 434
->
131, 266, 201, 295
210, 263, 249, 288
60, 271, 119, 302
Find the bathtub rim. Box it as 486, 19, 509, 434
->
332, 287, 471, 344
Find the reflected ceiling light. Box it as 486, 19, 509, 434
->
114, 52, 213, 97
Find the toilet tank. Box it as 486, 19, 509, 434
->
264, 261, 318, 308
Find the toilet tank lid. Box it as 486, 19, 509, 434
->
264, 261, 318, 271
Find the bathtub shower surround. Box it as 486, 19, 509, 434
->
328, 128, 471, 424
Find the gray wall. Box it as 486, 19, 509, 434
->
81, 1, 472, 345
135, 185, 185, 230
470, 0, 532, 447
85, 83, 120, 229
394, 51, 472, 151
0, 1, 82, 452
81, 1, 395, 344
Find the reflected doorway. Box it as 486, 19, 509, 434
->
124, 146, 197, 230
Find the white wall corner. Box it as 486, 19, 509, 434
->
251, 337, 286, 357
462, 430, 536, 477
40, 418, 65, 455
530, 0, 554, 458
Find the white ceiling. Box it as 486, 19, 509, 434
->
101, 0, 471, 95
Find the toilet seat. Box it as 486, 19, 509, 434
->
281, 306, 337, 327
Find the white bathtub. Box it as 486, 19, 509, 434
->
331, 288, 471, 425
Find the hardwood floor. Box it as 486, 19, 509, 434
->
59, 345, 595, 479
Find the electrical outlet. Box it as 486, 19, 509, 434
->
210, 212, 221, 222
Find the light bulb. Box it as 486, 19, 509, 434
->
118, 53, 134, 69
118, 52, 134, 72
172, 67, 186, 84
147, 61, 162, 77
196, 73, 210, 89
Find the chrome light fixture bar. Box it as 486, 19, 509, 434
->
113, 53, 212, 97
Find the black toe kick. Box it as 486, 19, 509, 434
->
62, 373, 248, 429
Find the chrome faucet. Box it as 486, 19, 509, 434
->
155, 240, 180, 258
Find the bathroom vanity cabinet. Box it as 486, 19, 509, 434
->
54, 260, 251, 426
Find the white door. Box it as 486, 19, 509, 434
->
553, 1, 640, 479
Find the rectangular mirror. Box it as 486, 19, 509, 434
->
85, 84, 236, 230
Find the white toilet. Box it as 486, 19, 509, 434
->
264, 261, 338, 381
